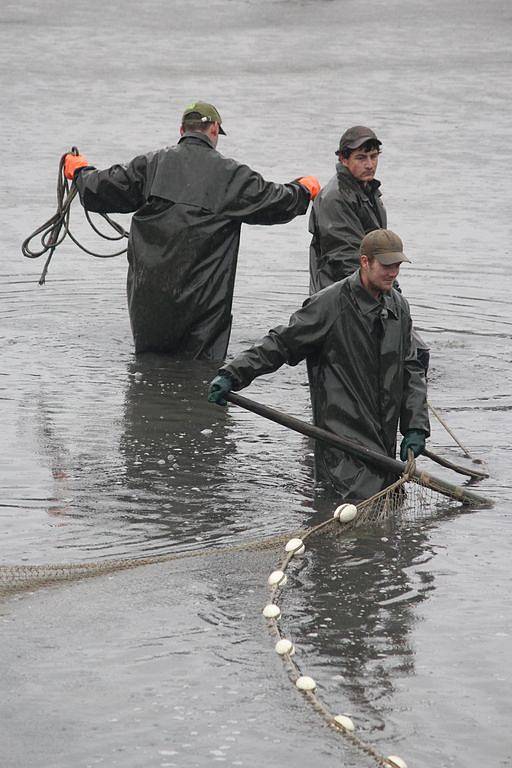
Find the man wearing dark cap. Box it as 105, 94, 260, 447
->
309, 126, 385, 293
208, 229, 429, 501
308, 125, 430, 372
63, 101, 320, 359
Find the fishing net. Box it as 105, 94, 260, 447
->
0, 456, 488, 767
260, 456, 483, 768
351, 480, 436, 527
293, 457, 465, 546
346, 461, 461, 528
0, 456, 468, 598
0, 532, 294, 599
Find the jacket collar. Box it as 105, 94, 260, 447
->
336, 162, 381, 195
348, 270, 398, 319
178, 131, 216, 149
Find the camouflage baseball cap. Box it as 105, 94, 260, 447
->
359, 229, 411, 265
182, 101, 226, 134
336, 125, 381, 154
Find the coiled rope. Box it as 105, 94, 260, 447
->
21, 147, 128, 285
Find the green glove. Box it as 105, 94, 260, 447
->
400, 429, 426, 461
207, 374, 233, 406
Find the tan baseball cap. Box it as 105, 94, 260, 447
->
359, 229, 411, 265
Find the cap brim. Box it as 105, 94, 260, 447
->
375, 252, 411, 265
219, 125, 226, 135
345, 136, 382, 149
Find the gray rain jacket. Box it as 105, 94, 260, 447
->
309, 163, 386, 294
221, 271, 429, 500
75, 132, 310, 358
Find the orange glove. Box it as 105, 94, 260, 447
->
297, 175, 320, 200
64, 153, 89, 180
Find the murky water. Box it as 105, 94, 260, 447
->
1, 0, 511, 766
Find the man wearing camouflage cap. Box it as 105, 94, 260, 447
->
208, 229, 429, 501
63, 101, 320, 358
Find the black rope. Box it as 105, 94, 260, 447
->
21, 147, 129, 285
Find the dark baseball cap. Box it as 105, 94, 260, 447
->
337, 125, 381, 154
359, 229, 411, 265
182, 101, 226, 135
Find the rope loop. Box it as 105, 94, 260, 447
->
21, 148, 129, 284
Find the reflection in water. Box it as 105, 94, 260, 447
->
282, 519, 439, 739
119, 356, 240, 550
117, 356, 320, 557
32, 394, 75, 518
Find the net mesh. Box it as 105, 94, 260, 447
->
264, 464, 468, 768
0, 460, 468, 599
0, 463, 478, 767
0, 536, 296, 598
351, 472, 460, 528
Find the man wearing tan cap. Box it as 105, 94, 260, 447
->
208, 229, 429, 501
63, 101, 320, 359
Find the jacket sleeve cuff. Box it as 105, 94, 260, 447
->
290, 180, 312, 202
74, 165, 96, 179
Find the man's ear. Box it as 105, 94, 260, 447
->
205, 122, 220, 147
360, 253, 369, 270
179, 125, 185, 136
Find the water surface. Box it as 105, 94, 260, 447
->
1, 1, 511, 766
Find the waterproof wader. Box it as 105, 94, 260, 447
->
221, 272, 429, 500
75, 133, 310, 359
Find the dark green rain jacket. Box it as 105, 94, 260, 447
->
309, 163, 386, 294
221, 271, 429, 501
75, 132, 310, 358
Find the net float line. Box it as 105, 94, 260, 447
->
262, 475, 433, 768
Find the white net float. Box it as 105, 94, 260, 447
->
268, 570, 287, 587
333, 714, 355, 732
386, 757, 408, 768
275, 638, 295, 656
295, 675, 316, 691
285, 537, 305, 555
334, 503, 358, 523
262, 603, 281, 619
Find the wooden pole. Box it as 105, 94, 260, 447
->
422, 448, 488, 479
225, 392, 493, 507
